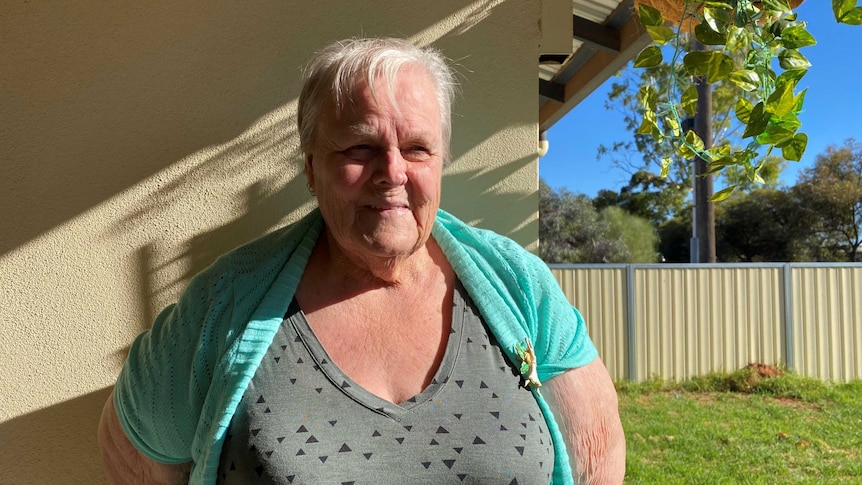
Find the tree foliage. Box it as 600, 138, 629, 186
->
539, 180, 626, 263
715, 188, 806, 262
601, 206, 660, 263
538, 179, 658, 263
652, 139, 862, 263
657, 208, 692, 262
594, 170, 688, 226
599, 57, 785, 224
792, 139, 862, 261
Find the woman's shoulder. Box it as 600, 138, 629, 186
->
434, 209, 545, 269
192, 209, 322, 279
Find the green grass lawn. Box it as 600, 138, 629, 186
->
618, 367, 862, 484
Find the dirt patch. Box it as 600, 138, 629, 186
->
748, 363, 783, 378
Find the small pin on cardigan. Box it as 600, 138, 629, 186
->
515, 337, 541, 393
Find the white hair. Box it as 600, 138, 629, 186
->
298, 37, 457, 159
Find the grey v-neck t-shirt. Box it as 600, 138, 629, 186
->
218, 282, 553, 484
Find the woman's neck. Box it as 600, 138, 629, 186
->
296, 230, 454, 315
319, 230, 439, 288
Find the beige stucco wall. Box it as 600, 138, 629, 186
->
0, 1, 540, 483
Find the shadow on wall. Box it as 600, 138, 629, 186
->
0, 387, 112, 485
442, 154, 538, 244
0, 0, 518, 259
1, 2, 315, 258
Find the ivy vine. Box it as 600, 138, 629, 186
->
633, 0, 862, 201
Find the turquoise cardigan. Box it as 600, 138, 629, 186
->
114, 208, 597, 484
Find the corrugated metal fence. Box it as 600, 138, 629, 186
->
549, 263, 862, 382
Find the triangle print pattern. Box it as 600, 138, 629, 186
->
217, 287, 553, 483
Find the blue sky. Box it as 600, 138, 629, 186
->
539, 3, 862, 197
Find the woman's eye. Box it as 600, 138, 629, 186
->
403, 146, 430, 158
343, 145, 375, 162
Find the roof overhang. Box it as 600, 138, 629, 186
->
539, 0, 650, 132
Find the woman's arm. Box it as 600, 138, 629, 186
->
97, 391, 193, 485
543, 358, 626, 484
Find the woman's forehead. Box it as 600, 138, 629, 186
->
322, 71, 441, 135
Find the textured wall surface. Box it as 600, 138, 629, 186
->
0, 1, 540, 482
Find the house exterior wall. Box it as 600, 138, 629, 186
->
0, 2, 540, 482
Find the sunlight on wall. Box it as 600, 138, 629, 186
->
0, 1, 540, 482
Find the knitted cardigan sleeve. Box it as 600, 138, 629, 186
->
433, 209, 598, 379
113, 211, 324, 478
113, 208, 595, 484
433, 209, 598, 485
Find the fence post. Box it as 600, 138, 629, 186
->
626, 265, 637, 381
783, 264, 795, 372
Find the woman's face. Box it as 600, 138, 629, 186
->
306, 67, 444, 262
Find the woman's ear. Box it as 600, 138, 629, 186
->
304, 153, 316, 195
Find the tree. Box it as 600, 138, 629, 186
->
539, 180, 660, 263
539, 179, 628, 263
593, 170, 688, 226
792, 139, 862, 261
715, 188, 806, 262
600, 206, 660, 263
600, 55, 785, 262
657, 208, 692, 263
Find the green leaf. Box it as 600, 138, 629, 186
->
634, 46, 663, 68
665, 116, 681, 137
752, 168, 766, 185
647, 25, 676, 44
636, 110, 661, 139
694, 23, 726, 45
779, 49, 811, 70
771, 111, 802, 132
735, 97, 754, 124
729, 69, 760, 92
678, 130, 705, 159
778, 133, 808, 161
680, 51, 734, 83
639, 85, 658, 112
834, 0, 859, 22
762, 0, 792, 13
839, 7, 862, 24
709, 185, 736, 202
703, 6, 732, 32
765, 82, 795, 117
793, 88, 807, 113
706, 52, 735, 83
660, 157, 672, 178
638, 3, 665, 27
780, 25, 817, 49
681, 86, 699, 116
707, 156, 738, 170
725, 26, 748, 52
742, 102, 770, 139
775, 69, 807, 90
683, 51, 712, 77
686, 130, 705, 151
756, 123, 796, 145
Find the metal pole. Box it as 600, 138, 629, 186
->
693, 40, 716, 263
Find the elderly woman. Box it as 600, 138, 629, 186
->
99, 38, 624, 484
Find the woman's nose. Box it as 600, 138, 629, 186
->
372, 147, 408, 186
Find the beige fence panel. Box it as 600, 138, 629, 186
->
550, 266, 628, 380
549, 263, 862, 382
634, 266, 784, 381
791, 265, 862, 381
